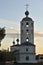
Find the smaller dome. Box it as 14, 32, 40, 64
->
25, 11, 29, 16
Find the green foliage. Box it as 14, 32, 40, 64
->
0, 27, 6, 46
0, 50, 15, 62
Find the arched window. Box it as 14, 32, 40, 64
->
26, 22, 29, 25
26, 22, 29, 27
26, 48, 28, 51
26, 37, 29, 42
26, 29, 28, 32
26, 56, 29, 60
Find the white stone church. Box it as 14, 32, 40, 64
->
10, 8, 37, 63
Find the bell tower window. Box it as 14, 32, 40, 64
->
27, 33, 29, 35
26, 22, 29, 27
26, 37, 29, 42
26, 29, 28, 32
26, 22, 28, 25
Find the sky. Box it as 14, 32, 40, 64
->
0, 0, 43, 54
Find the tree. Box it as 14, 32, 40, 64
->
0, 27, 6, 46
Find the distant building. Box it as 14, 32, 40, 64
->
36, 54, 43, 62
10, 7, 37, 63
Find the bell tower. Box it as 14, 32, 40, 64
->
20, 5, 34, 44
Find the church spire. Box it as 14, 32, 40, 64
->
25, 4, 29, 17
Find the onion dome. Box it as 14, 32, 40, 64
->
16, 39, 19, 42
13, 41, 15, 45
25, 10, 29, 17
21, 10, 32, 21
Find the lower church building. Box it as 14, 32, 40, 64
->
10, 8, 37, 63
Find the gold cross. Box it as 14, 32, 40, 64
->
26, 4, 29, 11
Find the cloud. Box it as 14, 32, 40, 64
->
6, 29, 20, 38
34, 32, 43, 37
34, 32, 43, 42
34, 32, 43, 54
6, 29, 19, 33
6, 30, 43, 38
0, 18, 19, 29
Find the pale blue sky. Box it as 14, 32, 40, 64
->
0, 0, 43, 32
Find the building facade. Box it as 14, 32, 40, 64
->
11, 9, 37, 63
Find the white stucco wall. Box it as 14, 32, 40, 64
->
19, 45, 35, 53
18, 54, 36, 63
16, 45, 36, 63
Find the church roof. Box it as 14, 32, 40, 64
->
21, 42, 35, 46
11, 42, 35, 47
22, 17, 32, 21
11, 44, 20, 47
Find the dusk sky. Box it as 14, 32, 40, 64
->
0, 0, 43, 54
